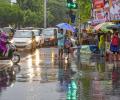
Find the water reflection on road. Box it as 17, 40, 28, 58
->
76, 54, 120, 100
0, 48, 120, 100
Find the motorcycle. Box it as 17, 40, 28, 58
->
0, 41, 20, 64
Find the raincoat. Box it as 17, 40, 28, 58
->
0, 32, 7, 55
98, 35, 105, 56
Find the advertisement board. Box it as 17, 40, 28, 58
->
92, 0, 120, 24
109, 0, 120, 20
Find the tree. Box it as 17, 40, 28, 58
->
0, 1, 23, 27
16, 0, 43, 12
16, 0, 44, 27
76, 0, 91, 23
47, 0, 67, 26
0, 0, 71, 27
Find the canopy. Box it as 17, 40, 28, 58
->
94, 22, 115, 33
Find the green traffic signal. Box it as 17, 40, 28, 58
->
67, 3, 78, 9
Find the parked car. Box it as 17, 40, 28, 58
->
13, 30, 36, 52
35, 28, 44, 33
32, 29, 44, 47
42, 28, 58, 46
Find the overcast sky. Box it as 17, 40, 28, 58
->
11, 0, 16, 3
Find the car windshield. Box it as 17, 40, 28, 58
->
42, 29, 54, 36
14, 31, 32, 38
32, 30, 39, 36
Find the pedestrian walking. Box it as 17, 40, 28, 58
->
110, 29, 119, 60
57, 29, 64, 59
98, 35, 105, 57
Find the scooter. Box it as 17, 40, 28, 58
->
0, 42, 20, 64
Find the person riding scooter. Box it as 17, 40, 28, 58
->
0, 31, 20, 64
0, 32, 8, 56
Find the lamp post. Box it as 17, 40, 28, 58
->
44, 0, 47, 28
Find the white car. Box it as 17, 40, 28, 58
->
32, 29, 44, 47
13, 30, 36, 52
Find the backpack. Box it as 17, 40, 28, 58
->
111, 36, 119, 46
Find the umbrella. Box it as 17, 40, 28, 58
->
94, 22, 115, 33
56, 23, 75, 32
94, 23, 105, 31
107, 24, 120, 29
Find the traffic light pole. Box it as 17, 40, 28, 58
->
44, 0, 47, 28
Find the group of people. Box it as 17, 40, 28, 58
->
57, 29, 73, 59
98, 29, 120, 60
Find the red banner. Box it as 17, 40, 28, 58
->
93, 0, 105, 9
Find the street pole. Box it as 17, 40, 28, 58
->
76, 1, 81, 57
44, 0, 47, 28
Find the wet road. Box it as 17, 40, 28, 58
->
0, 48, 120, 100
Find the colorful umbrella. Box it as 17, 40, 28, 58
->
94, 23, 105, 31
56, 23, 75, 32
94, 22, 115, 33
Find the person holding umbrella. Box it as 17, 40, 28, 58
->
57, 29, 64, 59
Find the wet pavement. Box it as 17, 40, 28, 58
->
0, 48, 120, 100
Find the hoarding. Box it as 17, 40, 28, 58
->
91, 0, 120, 24
109, 0, 120, 20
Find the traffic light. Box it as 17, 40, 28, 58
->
66, 80, 77, 100
67, 0, 78, 9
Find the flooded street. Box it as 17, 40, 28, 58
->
0, 48, 120, 100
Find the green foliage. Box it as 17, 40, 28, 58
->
0, 0, 71, 27
0, 1, 23, 27
0, 0, 44, 27
76, 0, 91, 23
47, 0, 67, 26
16, 0, 44, 27
16, 0, 43, 12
